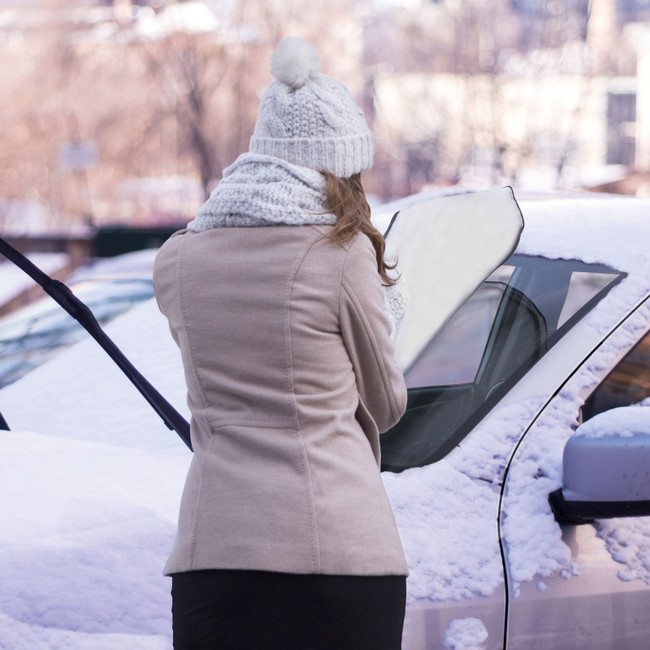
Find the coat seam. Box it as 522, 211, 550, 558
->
285, 236, 329, 573
176, 235, 209, 565
340, 253, 401, 423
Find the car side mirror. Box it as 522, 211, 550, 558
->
549, 406, 650, 524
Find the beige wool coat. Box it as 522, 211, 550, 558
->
153, 223, 409, 577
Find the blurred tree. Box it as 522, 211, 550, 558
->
0, 0, 362, 228
0, 0, 641, 230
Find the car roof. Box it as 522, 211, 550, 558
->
514, 195, 650, 278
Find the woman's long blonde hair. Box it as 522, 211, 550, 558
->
323, 172, 396, 286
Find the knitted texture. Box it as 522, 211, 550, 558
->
383, 282, 408, 340
187, 153, 405, 338
187, 153, 336, 231
249, 37, 373, 178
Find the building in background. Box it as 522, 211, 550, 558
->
2, 0, 650, 233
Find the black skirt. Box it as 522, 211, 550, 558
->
171, 569, 407, 650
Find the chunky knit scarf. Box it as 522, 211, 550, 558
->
188, 153, 336, 231
187, 152, 406, 339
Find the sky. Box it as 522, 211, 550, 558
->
1, 194, 650, 648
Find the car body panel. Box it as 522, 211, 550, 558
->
403, 593, 505, 650
507, 525, 650, 650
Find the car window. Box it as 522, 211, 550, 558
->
581, 326, 650, 422
405, 266, 515, 387
557, 271, 619, 327
380, 255, 624, 472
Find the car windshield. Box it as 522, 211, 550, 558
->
380, 254, 624, 472
0, 277, 153, 388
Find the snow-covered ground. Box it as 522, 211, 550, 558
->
0, 298, 189, 649
0, 195, 649, 648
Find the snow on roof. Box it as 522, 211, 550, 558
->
136, 1, 221, 39
0, 198, 52, 235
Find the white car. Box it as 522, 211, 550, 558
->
377, 191, 650, 649
0, 191, 648, 649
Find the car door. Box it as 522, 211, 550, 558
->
500, 301, 650, 649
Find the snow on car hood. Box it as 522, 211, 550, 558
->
0, 300, 190, 647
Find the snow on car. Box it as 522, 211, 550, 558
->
0, 191, 649, 649
0, 249, 157, 389
0, 252, 70, 310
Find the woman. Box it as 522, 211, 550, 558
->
154, 36, 408, 649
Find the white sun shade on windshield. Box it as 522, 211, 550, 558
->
385, 187, 524, 370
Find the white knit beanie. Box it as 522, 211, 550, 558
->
249, 37, 373, 178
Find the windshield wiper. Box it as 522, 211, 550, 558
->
0, 236, 192, 450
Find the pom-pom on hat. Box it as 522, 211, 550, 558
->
249, 37, 373, 178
